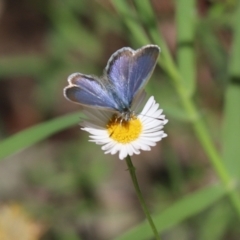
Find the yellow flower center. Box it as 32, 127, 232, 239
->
106, 114, 142, 144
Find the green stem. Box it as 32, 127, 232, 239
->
125, 155, 161, 240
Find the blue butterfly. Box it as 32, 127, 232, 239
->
64, 45, 160, 120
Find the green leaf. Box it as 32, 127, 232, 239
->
198, 201, 232, 240
114, 184, 226, 240
0, 112, 82, 161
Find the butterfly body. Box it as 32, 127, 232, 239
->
64, 45, 160, 120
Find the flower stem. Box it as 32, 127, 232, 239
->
125, 155, 161, 240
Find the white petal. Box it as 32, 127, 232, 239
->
131, 140, 150, 150
119, 147, 128, 160
141, 131, 163, 137
130, 144, 141, 154
82, 128, 107, 135
147, 102, 159, 116
139, 138, 158, 146
102, 141, 117, 151
140, 96, 154, 115
126, 144, 133, 156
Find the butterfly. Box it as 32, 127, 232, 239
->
63, 45, 160, 121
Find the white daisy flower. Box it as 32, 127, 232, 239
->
81, 96, 168, 160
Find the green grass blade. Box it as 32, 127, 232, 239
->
198, 201, 232, 240
112, 0, 151, 46
115, 184, 226, 240
132, 0, 180, 79
222, 86, 240, 177
176, 0, 196, 96
222, 1, 240, 178
0, 56, 48, 78
48, 1, 101, 58
0, 112, 82, 161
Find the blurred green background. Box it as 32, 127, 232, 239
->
0, 0, 240, 239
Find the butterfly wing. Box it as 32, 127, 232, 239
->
105, 45, 160, 107
64, 73, 119, 110
64, 45, 160, 112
